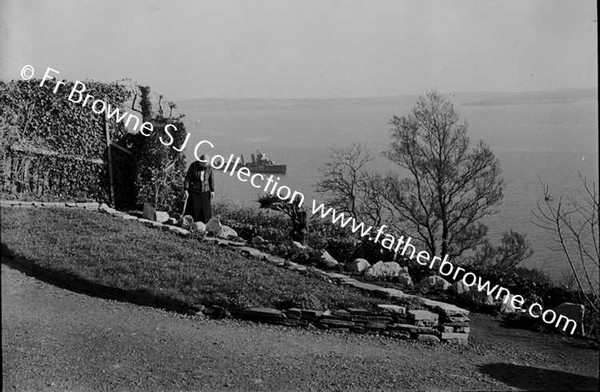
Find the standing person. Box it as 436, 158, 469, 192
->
183, 155, 214, 223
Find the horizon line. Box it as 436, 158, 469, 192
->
174, 86, 598, 102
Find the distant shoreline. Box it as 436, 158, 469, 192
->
175, 87, 598, 109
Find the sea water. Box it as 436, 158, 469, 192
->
177, 91, 598, 283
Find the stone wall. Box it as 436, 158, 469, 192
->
236, 305, 469, 345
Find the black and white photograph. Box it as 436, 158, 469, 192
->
1, 1, 598, 390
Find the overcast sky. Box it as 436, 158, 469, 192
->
1, 0, 597, 100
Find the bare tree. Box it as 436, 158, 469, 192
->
383, 91, 504, 257
533, 175, 599, 313
356, 170, 388, 228
315, 143, 372, 218
315, 143, 390, 228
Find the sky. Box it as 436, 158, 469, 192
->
1, 0, 597, 100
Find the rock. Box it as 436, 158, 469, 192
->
408, 310, 439, 327
318, 250, 339, 268
289, 241, 310, 263
377, 304, 406, 314
218, 225, 238, 239
99, 203, 117, 214
397, 272, 413, 286
500, 294, 520, 314
441, 332, 469, 345
181, 215, 194, 229
365, 261, 402, 279
168, 226, 189, 236
417, 334, 441, 344
418, 275, 451, 291
450, 281, 493, 305
285, 308, 303, 319
390, 324, 436, 334
166, 217, 178, 226
205, 217, 223, 235
442, 321, 470, 327
450, 280, 471, 296
291, 241, 307, 251
191, 221, 206, 234
241, 307, 286, 320
142, 202, 156, 221
423, 299, 469, 317
347, 308, 372, 315
348, 258, 371, 274
155, 211, 169, 223
469, 287, 494, 305
554, 302, 585, 335
290, 249, 309, 264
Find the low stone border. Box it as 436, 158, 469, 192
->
1, 200, 470, 344
0, 200, 101, 209
236, 305, 469, 345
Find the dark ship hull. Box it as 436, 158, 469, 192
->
227, 162, 286, 174
216, 151, 286, 174
243, 163, 287, 174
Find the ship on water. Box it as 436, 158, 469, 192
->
224, 151, 287, 174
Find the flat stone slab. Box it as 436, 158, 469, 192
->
346, 280, 388, 292
326, 310, 353, 319
441, 332, 469, 345
325, 272, 351, 281
366, 321, 389, 329
377, 304, 406, 314
287, 264, 307, 272
408, 309, 439, 322
421, 298, 469, 317
374, 287, 405, 298
75, 202, 100, 209
301, 310, 323, 319
285, 308, 303, 319
389, 324, 436, 334
241, 307, 286, 320
168, 227, 189, 236
0, 201, 22, 206
319, 319, 355, 328
442, 321, 470, 327
239, 247, 266, 258
347, 308, 372, 315
264, 255, 286, 266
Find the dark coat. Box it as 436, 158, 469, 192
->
184, 161, 214, 194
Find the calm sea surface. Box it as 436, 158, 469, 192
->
177, 91, 598, 283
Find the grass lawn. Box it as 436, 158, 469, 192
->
0, 207, 397, 312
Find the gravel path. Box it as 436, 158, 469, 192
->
2, 263, 598, 391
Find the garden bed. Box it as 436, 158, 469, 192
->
0, 205, 471, 343
0, 206, 410, 313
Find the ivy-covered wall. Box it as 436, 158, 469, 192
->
0, 79, 134, 204
1, 79, 189, 211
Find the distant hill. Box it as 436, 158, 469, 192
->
176, 88, 597, 112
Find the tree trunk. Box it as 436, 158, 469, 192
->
290, 211, 308, 244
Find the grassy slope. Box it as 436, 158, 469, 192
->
0, 207, 390, 311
